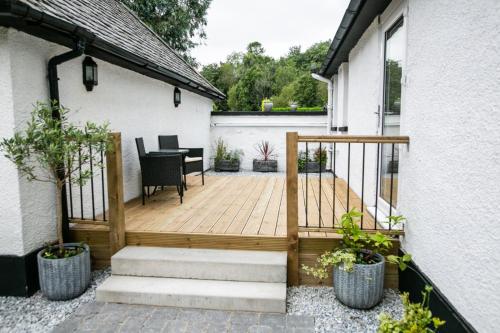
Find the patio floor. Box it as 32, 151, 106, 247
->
72, 173, 374, 238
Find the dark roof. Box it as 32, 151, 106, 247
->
319, 0, 391, 78
0, 0, 225, 100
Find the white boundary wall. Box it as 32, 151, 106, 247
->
210, 114, 328, 171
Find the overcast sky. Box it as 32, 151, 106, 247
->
191, 0, 350, 66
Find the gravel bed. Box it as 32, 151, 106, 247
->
287, 286, 403, 333
205, 169, 334, 178
0, 267, 111, 333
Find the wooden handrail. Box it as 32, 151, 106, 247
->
298, 135, 410, 144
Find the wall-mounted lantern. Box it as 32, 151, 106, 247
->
82, 56, 98, 91
174, 87, 181, 107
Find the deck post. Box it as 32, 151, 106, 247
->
286, 132, 299, 286
106, 132, 125, 255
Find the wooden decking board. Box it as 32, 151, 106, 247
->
258, 178, 284, 236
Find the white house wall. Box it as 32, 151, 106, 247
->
210, 115, 327, 171
333, 0, 500, 331
0, 29, 213, 256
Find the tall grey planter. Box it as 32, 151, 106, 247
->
333, 253, 385, 309
37, 243, 91, 301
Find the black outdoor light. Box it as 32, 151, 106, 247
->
82, 56, 98, 91
174, 87, 181, 107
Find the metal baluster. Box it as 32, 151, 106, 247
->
78, 146, 84, 220
68, 158, 73, 219
374, 143, 380, 230
89, 144, 95, 220
305, 142, 309, 227
319, 142, 322, 228
101, 146, 106, 221
389, 143, 395, 229
361, 143, 365, 229
333, 142, 336, 227
347, 143, 351, 211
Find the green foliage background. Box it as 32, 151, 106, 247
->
201, 41, 331, 111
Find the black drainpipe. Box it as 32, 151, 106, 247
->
48, 40, 85, 240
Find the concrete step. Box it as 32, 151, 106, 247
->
96, 275, 286, 313
111, 246, 287, 283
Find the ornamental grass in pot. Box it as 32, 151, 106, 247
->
0, 102, 111, 300
213, 138, 243, 172
253, 141, 277, 172
303, 210, 411, 309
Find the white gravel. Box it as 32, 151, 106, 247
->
205, 170, 334, 178
0, 268, 111, 333
287, 287, 403, 333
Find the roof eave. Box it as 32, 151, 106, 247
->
0, 1, 225, 101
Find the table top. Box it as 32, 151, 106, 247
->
151, 148, 190, 154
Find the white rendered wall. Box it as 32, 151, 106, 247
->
0, 29, 213, 256
210, 115, 327, 171
332, 0, 500, 331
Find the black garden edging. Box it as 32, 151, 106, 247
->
398, 250, 478, 333
211, 111, 327, 116
0, 246, 43, 297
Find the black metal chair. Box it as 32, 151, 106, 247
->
158, 135, 205, 187
135, 137, 184, 204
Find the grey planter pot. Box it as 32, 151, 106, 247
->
253, 159, 278, 172
37, 243, 91, 301
215, 160, 240, 172
333, 253, 385, 309
290, 104, 298, 112
299, 161, 326, 173
263, 102, 273, 112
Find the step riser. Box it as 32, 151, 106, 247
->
96, 290, 285, 313
112, 259, 286, 283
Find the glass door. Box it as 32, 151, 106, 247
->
379, 17, 404, 209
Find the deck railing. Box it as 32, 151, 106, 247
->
286, 132, 410, 285
66, 132, 125, 254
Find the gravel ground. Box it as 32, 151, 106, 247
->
205, 170, 334, 178
0, 268, 111, 333
287, 286, 403, 333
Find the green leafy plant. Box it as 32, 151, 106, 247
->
378, 286, 445, 333
313, 146, 327, 165
271, 107, 323, 112
297, 150, 311, 172
302, 209, 411, 279
255, 141, 275, 161
214, 137, 243, 163
0, 102, 111, 258
261, 98, 272, 112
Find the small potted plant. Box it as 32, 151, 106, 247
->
261, 98, 273, 112
298, 147, 327, 173
303, 210, 411, 309
290, 101, 298, 112
253, 141, 277, 172
213, 138, 243, 172
0, 102, 110, 301
378, 286, 445, 332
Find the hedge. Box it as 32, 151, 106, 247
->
271, 107, 324, 112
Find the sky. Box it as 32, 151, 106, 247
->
191, 0, 351, 66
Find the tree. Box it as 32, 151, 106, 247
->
121, 0, 212, 66
0, 102, 110, 255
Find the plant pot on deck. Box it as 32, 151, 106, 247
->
37, 243, 91, 301
253, 159, 277, 172
333, 252, 385, 309
215, 159, 240, 172
300, 161, 326, 173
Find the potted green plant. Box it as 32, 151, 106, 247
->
261, 98, 273, 112
298, 147, 327, 173
253, 141, 277, 172
378, 286, 445, 332
303, 210, 411, 309
0, 102, 110, 301
213, 138, 243, 172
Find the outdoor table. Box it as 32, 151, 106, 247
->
149, 148, 190, 190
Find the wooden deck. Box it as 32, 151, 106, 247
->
72, 174, 374, 238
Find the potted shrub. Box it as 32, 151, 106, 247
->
303, 210, 411, 309
0, 102, 110, 300
213, 138, 243, 172
253, 141, 277, 172
298, 147, 327, 173
378, 285, 445, 332
261, 98, 273, 112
